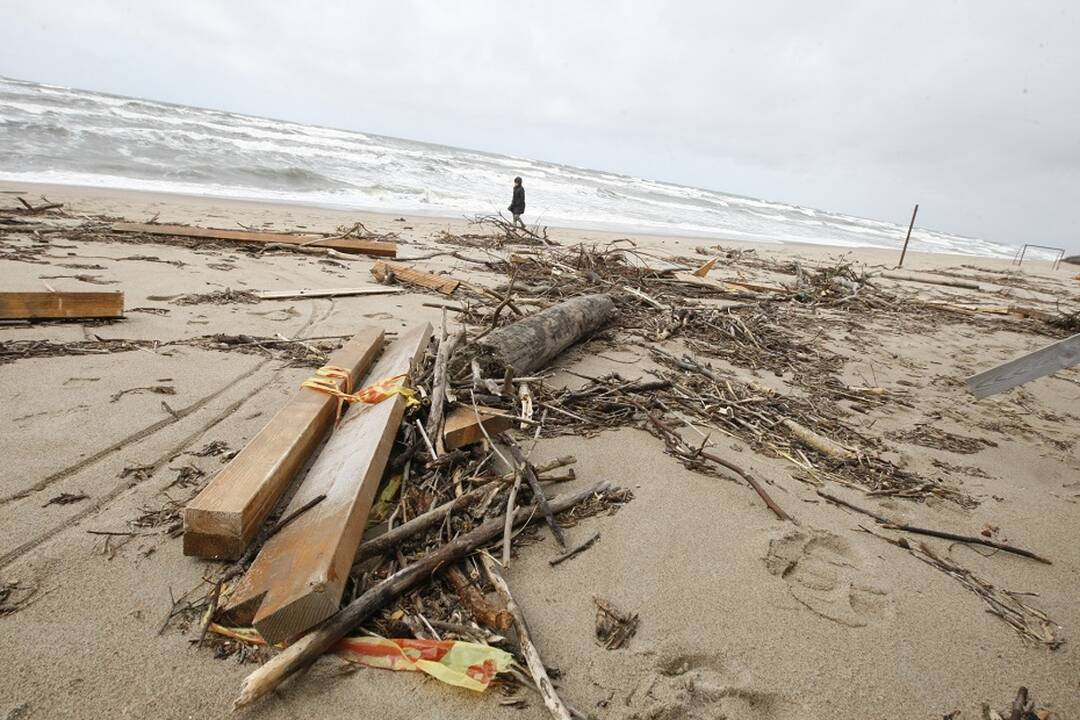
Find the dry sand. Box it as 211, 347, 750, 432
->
1, 181, 1078, 719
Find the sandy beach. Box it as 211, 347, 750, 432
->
1, 181, 1078, 720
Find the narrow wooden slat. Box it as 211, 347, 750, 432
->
183, 327, 385, 560
966, 333, 1080, 399
0, 291, 123, 320
442, 405, 513, 450
222, 323, 432, 644
371, 260, 459, 294
254, 287, 402, 300
111, 223, 397, 257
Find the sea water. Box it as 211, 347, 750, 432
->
0, 76, 1015, 257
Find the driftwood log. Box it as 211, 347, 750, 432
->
462, 294, 617, 376
235, 481, 612, 708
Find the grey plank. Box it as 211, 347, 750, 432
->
966, 333, 1080, 399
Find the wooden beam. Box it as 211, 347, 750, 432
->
442, 405, 514, 450
371, 260, 458, 295
111, 223, 397, 257
966, 333, 1080, 399
0, 291, 123, 320
222, 323, 432, 644
183, 327, 385, 560
671, 271, 781, 294
254, 287, 403, 300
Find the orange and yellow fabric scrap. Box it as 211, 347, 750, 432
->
301, 364, 418, 421
207, 625, 511, 692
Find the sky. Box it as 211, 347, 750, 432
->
1, 1, 1078, 251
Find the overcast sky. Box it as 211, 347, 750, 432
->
2, 1, 1078, 250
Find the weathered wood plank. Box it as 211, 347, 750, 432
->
222, 323, 432, 644
0, 291, 123, 320
183, 327, 385, 560
442, 405, 514, 450
371, 260, 459, 295
966, 333, 1080, 399
254, 287, 402, 300
111, 223, 397, 257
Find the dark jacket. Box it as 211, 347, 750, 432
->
509, 185, 525, 214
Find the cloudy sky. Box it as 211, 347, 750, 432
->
2, 1, 1077, 250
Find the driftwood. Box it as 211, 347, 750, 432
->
818, 490, 1051, 564
445, 565, 512, 631
505, 437, 567, 549
550, 531, 600, 566
783, 418, 857, 461
879, 271, 981, 291
481, 554, 572, 720
235, 481, 611, 708
463, 294, 617, 376
425, 328, 462, 455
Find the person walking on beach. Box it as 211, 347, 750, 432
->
508, 176, 526, 229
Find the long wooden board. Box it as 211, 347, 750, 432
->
222, 323, 432, 644
254, 287, 403, 300
183, 327, 385, 560
0, 291, 123, 320
966, 333, 1080, 399
371, 260, 458, 294
112, 223, 397, 257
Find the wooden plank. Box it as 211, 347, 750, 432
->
442, 405, 514, 450
222, 323, 432, 644
966, 333, 1080, 399
879, 271, 981, 291
671, 271, 781, 294
0, 291, 123, 320
111, 223, 397, 257
371, 260, 458, 295
254, 287, 403, 300
183, 327, 385, 560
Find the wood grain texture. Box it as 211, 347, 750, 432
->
183, 327, 385, 560
0, 291, 123, 320
112, 223, 397, 257
442, 405, 513, 450
966, 333, 1080, 399
254, 287, 402, 300
468, 293, 616, 375
370, 260, 459, 294
222, 323, 432, 644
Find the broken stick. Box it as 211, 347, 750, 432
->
234, 481, 611, 708
482, 554, 573, 720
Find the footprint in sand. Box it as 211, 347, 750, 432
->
765, 529, 892, 628
619, 652, 798, 720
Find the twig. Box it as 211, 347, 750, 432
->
234, 482, 610, 708
817, 490, 1051, 564
549, 531, 600, 566
481, 554, 573, 720
505, 437, 567, 549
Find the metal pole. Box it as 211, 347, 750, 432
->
898, 203, 919, 268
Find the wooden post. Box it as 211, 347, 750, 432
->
897, 203, 919, 268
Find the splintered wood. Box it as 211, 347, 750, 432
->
370, 260, 459, 295
222, 324, 431, 644
183, 327, 385, 559
0, 291, 123, 320
112, 222, 397, 257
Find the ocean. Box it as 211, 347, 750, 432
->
0, 76, 1015, 257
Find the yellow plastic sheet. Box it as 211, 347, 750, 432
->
208, 626, 511, 692
337, 637, 512, 691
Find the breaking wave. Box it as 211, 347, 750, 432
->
0, 76, 1015, 257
